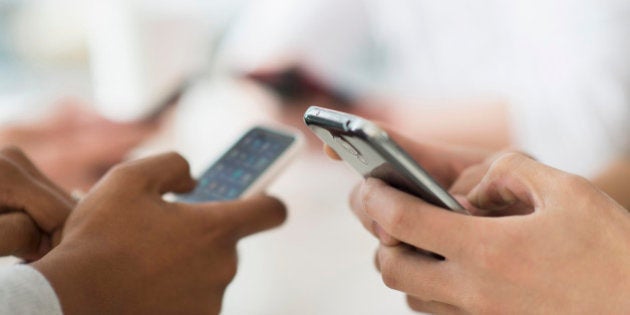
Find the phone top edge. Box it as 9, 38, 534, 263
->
304, 106, 387, 141
304, 106, 348, 132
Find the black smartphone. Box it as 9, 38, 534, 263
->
304, 106, 464, 211
178, 126, 303, 202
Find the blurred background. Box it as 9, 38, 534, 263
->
1, 0, 630, 314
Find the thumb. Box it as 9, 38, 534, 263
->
199, 195, 288, 239
466, 153, 564, 216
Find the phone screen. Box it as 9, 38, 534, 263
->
178, 127, 296, 202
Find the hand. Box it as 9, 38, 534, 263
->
0, 100, 158, 191
325, 125, 491, 245
0, 146, 74, 261
32, 152, 287, 315
352, 152, 630, 314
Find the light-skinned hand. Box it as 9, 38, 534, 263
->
32, 152, 287, 315
324, 124, 491, 246
351, 152, 630, 314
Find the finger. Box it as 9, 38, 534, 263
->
0, 157, 72, 233
406, 296, 463, 315
323, 144, 341, 160
467, 152, 564, 214
448, 163, 491, 197
112, 152, 195, 194
199, 195, 287, 239
0, 146, 75, 206
349, 182, 374, 233
349, 182, 400, 245
360, 178, 478, 257
383, 127, 490, 187
0, 212, 41, 257
377, 245, 456, 304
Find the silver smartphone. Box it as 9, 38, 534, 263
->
178, 126, 303, 202
304, 106, 464, 211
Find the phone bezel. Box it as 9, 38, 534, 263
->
180, 125, 304, 202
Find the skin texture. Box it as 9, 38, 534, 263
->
31, 152, 287, 315
328, 128, 630, 314
592, 157, 630, 211
0, 101, 159, 191
0, 146, 74, 261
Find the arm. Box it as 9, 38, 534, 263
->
31, 152, 286, 315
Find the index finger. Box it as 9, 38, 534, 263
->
0, 146, 74, 206
323, 144, 341, 160
0, 212, 40, 257
359, 178, 479, 258
197, 195, 287, 239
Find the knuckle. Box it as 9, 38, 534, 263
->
162, 151, 191, 172
165, 151, 188, 164
359, 180, 377, 213
0, 157, 21, 179
560, 173, 592, 192
106, 163, 147, 186
458, 164, 481, 179
349, 183, 362, 212
218, 252, 238, 283
377, 249, 399, 289
488, 152, 528, 175
362, 181, 407, 233
383, 203, 408, 235
0, 145, 24, 158
406, 296, 424, 311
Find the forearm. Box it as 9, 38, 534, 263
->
592, 157, 630, 211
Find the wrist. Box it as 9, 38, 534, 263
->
31, 246, 103, 315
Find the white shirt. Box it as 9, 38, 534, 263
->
221, 0, 630, 176
0, 265, 62, 315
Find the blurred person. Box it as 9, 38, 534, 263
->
220, 0, 630, 207
326, 127, 630, 314
0, 148, 286, 315
1, 0, 166, 192
0, 99, 160, 191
